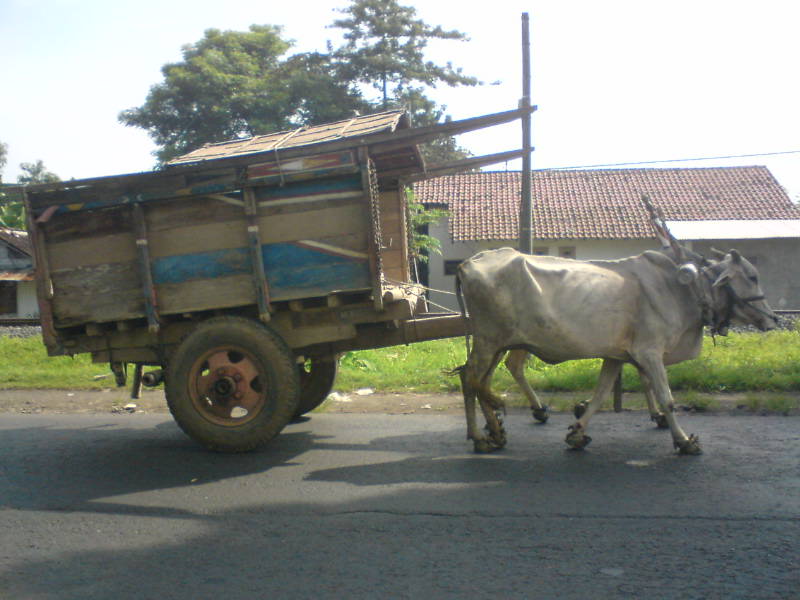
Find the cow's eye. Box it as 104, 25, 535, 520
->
749, 275, 758, 284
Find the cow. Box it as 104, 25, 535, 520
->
454, 245, 777, 455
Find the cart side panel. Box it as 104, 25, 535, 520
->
36, 167, 378, 328
378, 189, 410, 283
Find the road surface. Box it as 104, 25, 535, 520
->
1, 410, 798, 599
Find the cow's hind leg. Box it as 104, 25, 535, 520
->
637, 367, 669, 429
476, 352, 508, 450
460, 345, 506, 453
635, 353, 701, 454
565, 359, 623, 450
505, 349, 548, 423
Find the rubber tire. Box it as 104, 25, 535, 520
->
165, 316, 300, 452
294, 355, 339, 418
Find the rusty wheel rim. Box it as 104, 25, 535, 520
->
188, 346, 269, 427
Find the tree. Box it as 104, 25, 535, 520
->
0, 159, 59, 229
119, 25, 366, 164
17, 160, 60, 185
391, 87, 472, 164
0, 141, 7, 179
330, 0, 479, 109
330, 1, 479, 164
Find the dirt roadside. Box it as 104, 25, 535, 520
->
0, 387, 797, 416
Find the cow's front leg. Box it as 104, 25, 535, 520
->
565, 359, 623, 450
635, 353, 702, 455
505, 349, 548, 423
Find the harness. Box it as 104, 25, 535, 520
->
694, 267, 773, 337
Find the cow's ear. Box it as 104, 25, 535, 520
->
713, 270, 731, 288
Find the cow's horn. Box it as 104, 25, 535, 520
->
677, 263, 699, 285
710, 247, 727, 259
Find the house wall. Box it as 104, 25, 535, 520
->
692, 238, 800, 309
425, 221, 656, 311
425, 223, 800, 311
17, 280, 39, 318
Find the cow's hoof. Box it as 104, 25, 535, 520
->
675, 434, 702, 455
532, 406, 549, 424
651, 413, 669, 429
473, 437, 504, 453
565, 425, 592, 450
573, 401, 588, 419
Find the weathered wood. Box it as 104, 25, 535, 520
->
359, 148, 384, 311
132, 203, 160, 333
395, 149, 527, 183
51, 261, 144, 325
244, 187, 272, 321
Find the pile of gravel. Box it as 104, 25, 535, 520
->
0, 325, 42, 338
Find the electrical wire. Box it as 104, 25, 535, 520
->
546, 149, 800, 171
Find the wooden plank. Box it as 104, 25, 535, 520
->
145, 199, 366, 258
48, 232, 136, 270
359, 148, 383, 311
132, 203, 160, 333
51, 261, 144, 325
244, 187, 272, 321
157, 274, 256, 315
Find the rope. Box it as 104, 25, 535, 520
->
382, 277, 457, 296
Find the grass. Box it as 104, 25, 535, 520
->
2, 330, 800, 396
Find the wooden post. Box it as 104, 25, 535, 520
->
23, 189, 60, 351
359, 148, 384, 311
613, 372, 623, 412
519, 12, 533, 254
132, 203, 160, 333
244, 187, 272, 322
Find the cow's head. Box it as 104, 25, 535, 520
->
704, 249, 778, 333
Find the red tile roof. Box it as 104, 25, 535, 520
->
414, 166, 800, 241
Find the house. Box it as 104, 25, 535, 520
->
414, 166, 800, 311
0, 228, 37, 318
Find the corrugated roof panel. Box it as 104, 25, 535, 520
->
168, 111, 406, 166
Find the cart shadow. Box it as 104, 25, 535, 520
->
0, 417, 323, 516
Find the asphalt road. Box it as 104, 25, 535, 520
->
1, 410, 798, 599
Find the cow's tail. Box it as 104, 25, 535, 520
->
455, 269, 471, 359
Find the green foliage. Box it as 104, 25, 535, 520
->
0, 197, 25, 229
3, 331, 800, 399
119, 25, 366, 164
331, 0, 479, 108
17, 160, 60, 185
0, 159, 59, 228
120, 2, 481, 166
0, 141, 7, 175
405, 186, 447, 262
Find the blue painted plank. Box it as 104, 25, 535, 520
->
151, 242, 371, 298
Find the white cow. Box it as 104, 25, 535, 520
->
455, 246, 777, 454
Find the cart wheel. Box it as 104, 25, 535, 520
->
165, 316, 299, 452
295, 355, 339, 418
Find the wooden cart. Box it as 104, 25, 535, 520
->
21, 108, 529, 451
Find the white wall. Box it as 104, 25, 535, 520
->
17, 281, 39, 318
425, 222, 656, 311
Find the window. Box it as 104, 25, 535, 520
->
444, 260, 462, 276
533, 246, 549, 256
559, 246, 576, 259
0, 282, 17, 315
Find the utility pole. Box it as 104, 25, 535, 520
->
519, 12, 534, 254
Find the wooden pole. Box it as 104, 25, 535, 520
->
519, 12, 533, 254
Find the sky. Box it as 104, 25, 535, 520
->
2, 0, 799, 200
